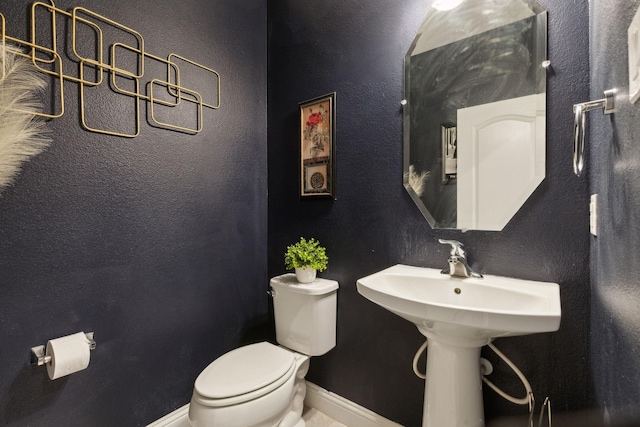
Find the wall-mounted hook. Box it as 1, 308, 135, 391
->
572, 90, 615, 177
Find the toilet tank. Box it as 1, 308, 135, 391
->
270, 274, 339, 356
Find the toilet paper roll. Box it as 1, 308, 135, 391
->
46, 332, 91, 380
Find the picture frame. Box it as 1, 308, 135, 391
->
441, 123, 457, 184
299, 92, 336, 199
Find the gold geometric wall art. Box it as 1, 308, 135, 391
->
0, 0, 220, 138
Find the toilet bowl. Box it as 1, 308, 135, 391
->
189, 342, 310, 427
188, 274, 339, 427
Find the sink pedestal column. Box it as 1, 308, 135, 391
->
421, 331, 486, 427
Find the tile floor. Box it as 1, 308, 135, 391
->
302, 407, 347, 427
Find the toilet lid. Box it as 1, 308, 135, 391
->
194, 342, 295, 399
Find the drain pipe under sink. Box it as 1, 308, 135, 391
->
413, 340, 533, 405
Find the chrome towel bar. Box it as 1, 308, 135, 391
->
572, 90, 615, 177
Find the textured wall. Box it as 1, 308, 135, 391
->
590, 0, 640, 424
267, 1, 590, 425
0, 0, 267, 425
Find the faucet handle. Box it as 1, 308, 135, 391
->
438, 239, 466, 257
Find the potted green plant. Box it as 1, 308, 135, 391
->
284, 237, 328, 283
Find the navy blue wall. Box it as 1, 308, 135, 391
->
268, 1, 590, 425
0, 0, 267, 425
6, 0, 629, 425
590, 0, 640, 424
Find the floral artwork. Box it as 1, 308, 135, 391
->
299, 93, 336, 199
303, 104, 330, 159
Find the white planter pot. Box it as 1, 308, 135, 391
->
295, 267, 317, 283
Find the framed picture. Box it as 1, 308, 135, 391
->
441, 123, 457, 184
299, 92, 336, 199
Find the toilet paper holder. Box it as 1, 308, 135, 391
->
30, 332, 96, 366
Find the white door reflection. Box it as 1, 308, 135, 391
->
457, 94, 545, 231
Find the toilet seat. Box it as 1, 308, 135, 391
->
193, 342, 296, 407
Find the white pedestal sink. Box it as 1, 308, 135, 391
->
356, 264, 561, 427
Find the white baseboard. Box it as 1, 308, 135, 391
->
304, 381, 404, 427
146, 404, 190, 427
146, 383, 404, 427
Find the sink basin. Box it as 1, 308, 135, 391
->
356, 264, 561, 341
357, 264, 562, 427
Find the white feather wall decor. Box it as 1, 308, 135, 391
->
404, 164, 430, 197
0, 43, 51, 195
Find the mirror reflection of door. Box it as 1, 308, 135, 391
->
457, 94, 545, 231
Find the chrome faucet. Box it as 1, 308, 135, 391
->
438, 239, 483, 278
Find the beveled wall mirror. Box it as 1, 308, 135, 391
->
403, 0, 547, 231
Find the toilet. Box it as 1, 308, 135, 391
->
188, 273, 339, 427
